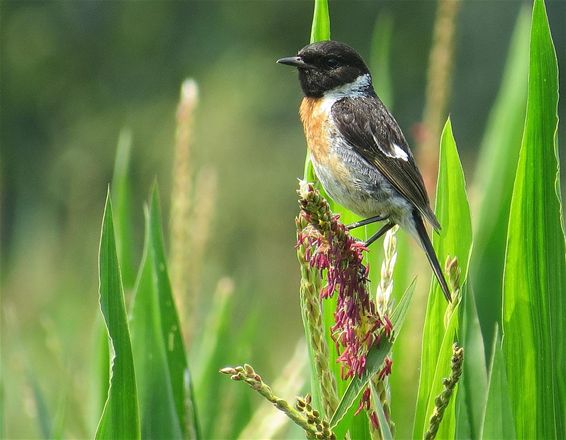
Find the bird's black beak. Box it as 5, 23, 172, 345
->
276, 56, 311, 69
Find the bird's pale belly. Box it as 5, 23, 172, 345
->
310, 142, 413, 222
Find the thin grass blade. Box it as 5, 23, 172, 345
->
310, 0, 330, 44
193, 278, 235, 438
96, 191, 140, 439
369, 381, 393, 440
502, 0, 565, 437
111, 129, 135, 289
28, 375, 52, 439
481, 326, 516, 439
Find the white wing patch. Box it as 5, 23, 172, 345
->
391, 144, 409, 161
371, 134, 409, 161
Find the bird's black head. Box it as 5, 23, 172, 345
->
277, 41, 372, 98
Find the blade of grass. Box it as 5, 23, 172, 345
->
95, 191, 140, 439
470, 7, 530, 357
129, 206, 183, 438
502, 0, 565, 437
481, 326, 516, 439
413, 118, 472, 439
148, 185, 200, 438
28, 375, 52, 439
310, 0, 330, 44
370, 375, 394, 440
111, 129, 135, 289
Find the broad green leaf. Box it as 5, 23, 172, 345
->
129, 206, 183, 439
502, 0, 565, 437
96, 192, 140, 439
370, 13, 394, 109
471, 7, 530, 358
413, 118, 472, 439
370, 381, 393, 440
148, 186, 199, 438
112, 129, 135, 289
481, 326, 516, 439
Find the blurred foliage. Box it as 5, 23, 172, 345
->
1, 1, 565, 437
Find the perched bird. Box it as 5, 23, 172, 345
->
278, 40, 451, 302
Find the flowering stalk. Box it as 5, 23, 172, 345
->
297, 181, 391, 381
220, 365, 335, 440
367, 226, 398, 437
296, 212, 339, 417
424, 343, 465, 440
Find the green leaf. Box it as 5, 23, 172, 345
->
112, 129, 135, 289
148, 186, 200, 438
471, 6, 530, 358
96, 191, 140, 440
370, 381, 393, 440
413, 118, 472, 439
502, 0, 565, 437
481, 326, 516, 439
310, 0, 330, 44
129, 206, 183, 439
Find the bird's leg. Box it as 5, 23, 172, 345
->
364, 222, 395, 248
346, 214, 388, 230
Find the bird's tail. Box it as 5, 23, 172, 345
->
412, 211, 451, 302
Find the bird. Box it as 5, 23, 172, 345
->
277, 40, 451, 302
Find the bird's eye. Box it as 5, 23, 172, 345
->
325, 57, 339, 68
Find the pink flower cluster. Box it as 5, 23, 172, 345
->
297, 208, 391, 380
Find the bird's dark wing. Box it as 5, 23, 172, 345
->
331, 96, 440, 230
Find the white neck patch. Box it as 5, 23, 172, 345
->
320, 73, 371, 112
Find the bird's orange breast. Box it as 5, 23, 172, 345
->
299, 97, 353, 188
299, 97, 331, 164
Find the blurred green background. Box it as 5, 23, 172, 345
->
2, 1, 565, 437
